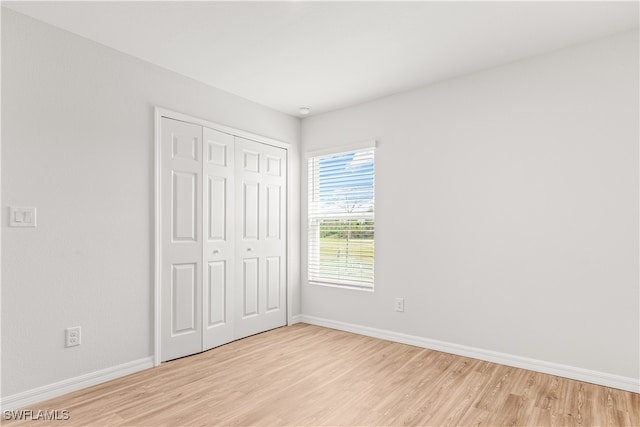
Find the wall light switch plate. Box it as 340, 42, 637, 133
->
9, 207, 37, 227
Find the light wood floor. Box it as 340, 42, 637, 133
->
5, 323, 639, 426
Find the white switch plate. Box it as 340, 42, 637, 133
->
9, 207, 37, 227
395, 297, 405, 312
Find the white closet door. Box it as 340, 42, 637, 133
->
161, 118, 203, 362
158, 114, 288, 362
234, 137, 287, 339
202, 128, 235, 350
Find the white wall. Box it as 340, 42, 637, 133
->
301, 31, 639, 381
1, 9, 300, 398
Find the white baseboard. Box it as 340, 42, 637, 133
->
298, 315, 639, 394
290, 314, 304, 324
0, 357, 154, 411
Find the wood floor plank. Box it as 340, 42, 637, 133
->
4, 324, 638, 426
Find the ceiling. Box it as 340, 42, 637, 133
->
4, 1, 639, 117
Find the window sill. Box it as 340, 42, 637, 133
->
308, 280, 374, 292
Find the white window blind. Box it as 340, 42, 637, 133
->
308, 146, 375, 289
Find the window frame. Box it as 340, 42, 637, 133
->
306, 141, 376, 291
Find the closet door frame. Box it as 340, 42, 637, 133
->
153, 107, 292, 366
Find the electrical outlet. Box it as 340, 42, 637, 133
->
65, 327, 81, 347
395, 298, 404, 312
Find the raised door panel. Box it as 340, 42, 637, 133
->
172, 263, 197, 333
172, 133, 198, 162
172, 172, 198, 242
207, 176, 226, 241
266, 155, 281, 177
243, 183, 260, 240
208, 141, 227, 166
242, 258, 259, 317
266, 256, 281, 312
243, 150, 260, 173
266, 185, 281, 240
207, 261, 226, 326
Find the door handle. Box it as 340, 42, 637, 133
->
246, 247, 253, 252
213, 249, 220, 254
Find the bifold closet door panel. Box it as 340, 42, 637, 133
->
234, 137, 287, 340
202, 127, 235, 350
161, 117, 203, 362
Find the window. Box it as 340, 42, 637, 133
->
308, 144, 375, 290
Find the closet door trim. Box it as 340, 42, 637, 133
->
154, 107, 292, 366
